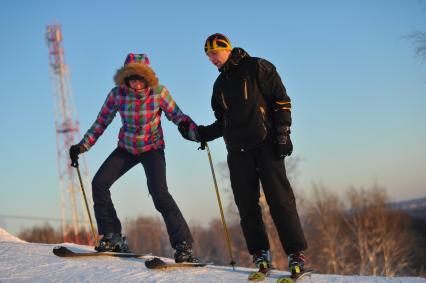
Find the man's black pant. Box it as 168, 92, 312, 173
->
227, 141, 307, 255
91, 147, 193, 248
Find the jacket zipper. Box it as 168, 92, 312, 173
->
243, 79, 248, 100
260, 106, 267, 135
221, 92, 228, 109
260, 106, 266, 121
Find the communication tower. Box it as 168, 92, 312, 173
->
45, 24, 92, 243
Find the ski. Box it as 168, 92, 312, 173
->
248, 270, 269, 281
276, 269, 314, 283
248, 269, 313, 282
144, 257, 209, 270
248, 262, 271, 281
52, 246, 149, 258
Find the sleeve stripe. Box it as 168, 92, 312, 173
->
275, 101, 291, 105
274, 107, 291, 111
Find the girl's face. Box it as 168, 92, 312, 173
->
129, 79, 146, 91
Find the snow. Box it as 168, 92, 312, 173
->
0, 227, 26, 243
0, 227, 424, 283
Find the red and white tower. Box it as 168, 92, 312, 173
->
45, 24, 92, 243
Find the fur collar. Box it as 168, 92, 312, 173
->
114, 62, 159, 87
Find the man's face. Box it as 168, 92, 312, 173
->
207, 50, 231, 68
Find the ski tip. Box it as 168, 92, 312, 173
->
248, 271, 267, 281
275, 269, 315, 282
52, 246, 73, 257
145, 257, 210, 269
289, 269, 314, 280
276, 278, 294, 283
145, 257, 167, 269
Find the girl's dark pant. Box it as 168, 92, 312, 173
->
91, 147, 192, 248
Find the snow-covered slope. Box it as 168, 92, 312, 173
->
0, 227, 25, 243
0, 227, 424, 283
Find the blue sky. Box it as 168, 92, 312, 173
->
0, 0, 425, 235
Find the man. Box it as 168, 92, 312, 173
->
181, 33, 307, 275
69, 53, 198, 263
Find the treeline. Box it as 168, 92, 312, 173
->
18, 186, 425, 277
302, 186, 425, 276
18, 223, 94, 245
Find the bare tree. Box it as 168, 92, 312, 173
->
344, 186, 417, 276
344, 187, 385, 275
19, 223, 62, 244
190, 219, 249, 266
192, 219, 227, 264
123, 216, 171, 257
303, 185, 353, 274
301, 184, 422, 276
408, 31, 426, 61
407, 1, 426, 61
380, 210, 415, 276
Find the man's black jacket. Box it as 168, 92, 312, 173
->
200, 48, 292, 152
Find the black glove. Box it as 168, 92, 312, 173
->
69, 144, 86, 167
275, 126, 293, 159
178, 121, 191, 140
275, 135, 293, 159
197, 125, 206, 141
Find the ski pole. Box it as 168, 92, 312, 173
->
203, 142, 236, 269
71, 159, 98, 247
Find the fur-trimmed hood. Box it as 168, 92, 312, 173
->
113, 53, 159, 87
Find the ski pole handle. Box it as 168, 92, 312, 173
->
198, 141, 207, 150
71, 159, 79, 168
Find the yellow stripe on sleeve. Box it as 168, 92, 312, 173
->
275, 101, 291, 105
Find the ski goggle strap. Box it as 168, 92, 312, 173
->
204, 33, 232, 54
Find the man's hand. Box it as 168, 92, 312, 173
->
196, 125, 208, 150
275, 134, 293, 159
275, 125, 293, 159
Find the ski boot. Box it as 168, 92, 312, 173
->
95, 233, 131, 253
253, 250, 272, 273
248, 250, 272, 281
174, 241, 199, 263
288, 251, 306, 278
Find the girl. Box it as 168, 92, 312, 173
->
70, 53, 198, 263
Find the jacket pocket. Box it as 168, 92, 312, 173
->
224, 105, 268, 149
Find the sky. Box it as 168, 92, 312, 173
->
0, 0, 425, 235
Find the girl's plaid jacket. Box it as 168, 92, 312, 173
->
80, 85, 197, 155
79, 53, 197, 155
